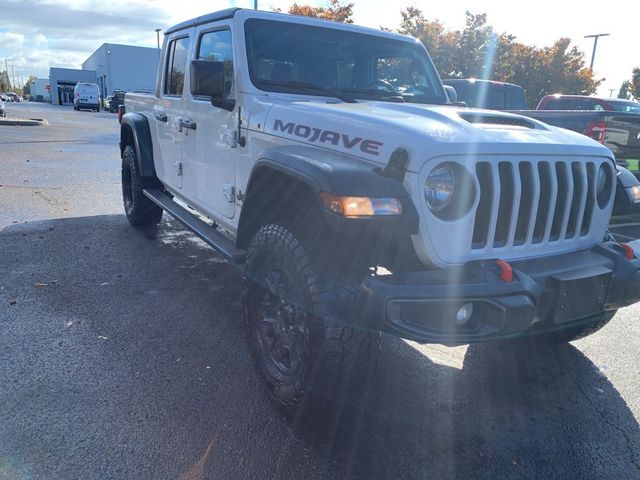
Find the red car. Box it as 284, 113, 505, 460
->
537, 94, 640, 113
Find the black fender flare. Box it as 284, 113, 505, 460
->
237, 145, 418, 246
248, 145, 412, 197
119, 113, 157, 178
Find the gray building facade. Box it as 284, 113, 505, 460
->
48, 68, 97, 105
82, 43, 158, 100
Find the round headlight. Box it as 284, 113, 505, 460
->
425, 165, 455, 211
596, 163, 613, 208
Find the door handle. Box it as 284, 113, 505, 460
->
155, 113, 168, 123
179, 119, 197, 131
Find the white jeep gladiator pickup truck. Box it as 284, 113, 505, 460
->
120, 8, 640, 410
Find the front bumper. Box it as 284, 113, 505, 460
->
356, 243, 640, 345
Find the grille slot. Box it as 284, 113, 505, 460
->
581, 163, 596, 236
472, 162, 493, 248
470, 159, 607, 252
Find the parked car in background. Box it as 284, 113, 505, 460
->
442, 78, 528, 110
5, 92, 22, 102
73, 82, 100, 112
109, 90, 125, 113
444, 79, 640, 218
105, 95, 113, 111
537, 94, 640, 114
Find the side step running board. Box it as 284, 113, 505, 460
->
143, 188, 246, 264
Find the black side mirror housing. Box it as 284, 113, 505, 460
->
190, 60, 235, 111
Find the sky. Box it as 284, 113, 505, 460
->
0, 0, 638, 98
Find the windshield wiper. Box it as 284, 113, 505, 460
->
341, 87, 406, 103
256, 80, 357, 103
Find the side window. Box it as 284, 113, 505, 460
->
198, 29, 234, 97
548, 99, 573, 110
164, 37, 190, 96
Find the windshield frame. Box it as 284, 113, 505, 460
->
243, 18, 448, 105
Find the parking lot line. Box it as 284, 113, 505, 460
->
609, 221, 640, 228
612, 232, 637, 241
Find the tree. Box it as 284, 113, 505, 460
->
618, 80, 630, 99
0, 70, 10, 92
631, 67, 640, 100
396, 8, 600, 107
287, 0, 354, 23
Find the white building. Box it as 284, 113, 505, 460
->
29, 78, 50, 101
82, 43, 158, 100
49, 67, 97, 105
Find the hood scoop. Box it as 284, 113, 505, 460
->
459, 112, 537, 130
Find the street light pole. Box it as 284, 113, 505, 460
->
155, 29, 161, 60
254, 0, 258, 9
584, 33, 610, 71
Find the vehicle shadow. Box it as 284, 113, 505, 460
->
1, 215, 639, 480
293, 335, 640, 479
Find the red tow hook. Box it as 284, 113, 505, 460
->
618, 242, 635, 260
496, 259, 513, 283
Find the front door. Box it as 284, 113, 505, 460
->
154, 33, 192, 190
181, 25, 237, 219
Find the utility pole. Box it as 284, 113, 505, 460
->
584, 33, 610, 71
10, 64, 16, 90
254, 0, 258, 9
608, 88, 615, 98
4, 59, 9, 90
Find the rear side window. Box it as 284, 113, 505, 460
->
198, 29, 234, 97
164, 37, 191, 96
546, 99, 574, 110
574, 99, 600, 111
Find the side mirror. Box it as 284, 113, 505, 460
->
190, 60, 235, 111
443, 85, 458, 103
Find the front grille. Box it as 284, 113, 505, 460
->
471, 160, 606, 250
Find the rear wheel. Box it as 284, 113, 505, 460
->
121, 145, 163, 226
243, 224, 380, 415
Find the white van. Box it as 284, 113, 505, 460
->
73, 83, 100, 111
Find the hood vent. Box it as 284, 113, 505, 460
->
459, 112, 537, 130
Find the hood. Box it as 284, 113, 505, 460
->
263, 101, 614, 171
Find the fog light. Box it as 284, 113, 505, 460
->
456, 303, 474, 325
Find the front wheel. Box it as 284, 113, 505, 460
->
547, 310, 618, 343
243, 224, 380, 414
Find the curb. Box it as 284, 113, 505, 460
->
0, 117, 49, 126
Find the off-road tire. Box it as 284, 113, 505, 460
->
243, 224, 381, 416
551, 310, 617, 342
121, 145, 163, 227
522, 309, 618, 345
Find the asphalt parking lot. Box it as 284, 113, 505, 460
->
1, 102, 640, 480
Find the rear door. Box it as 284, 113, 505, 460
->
154, 32, 192, 190
181, 23, 237, 219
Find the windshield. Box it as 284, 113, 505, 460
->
608, 100, 640, 114
244, 19, 447, 105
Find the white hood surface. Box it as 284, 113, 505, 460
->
263, 101, 613, 171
